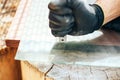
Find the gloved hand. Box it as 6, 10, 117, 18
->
48, 0, 74, 37
48, 0, 104, 37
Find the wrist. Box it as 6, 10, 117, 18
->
91, 4, 104, 30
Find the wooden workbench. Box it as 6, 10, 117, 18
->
20, 61, 120, 80
0, 47, 21, 80
5, 0, 120, 80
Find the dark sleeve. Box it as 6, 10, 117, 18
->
102, 17, 120, 32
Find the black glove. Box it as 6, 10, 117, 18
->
102, 17, 120, 32
48, 0, 74, 37
48, 0, 104, 37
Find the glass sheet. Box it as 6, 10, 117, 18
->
15, 0, 120, 67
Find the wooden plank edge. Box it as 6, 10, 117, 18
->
5, 39, 20, 47
21, 61, 53, 80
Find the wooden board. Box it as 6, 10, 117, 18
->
20, 61, 45, 80
0, 47, 21, 80
21, 61, 120, 80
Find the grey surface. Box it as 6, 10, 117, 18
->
15, 0, 120, 67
